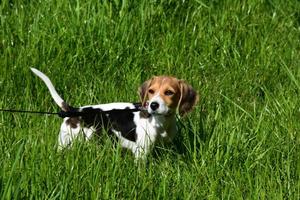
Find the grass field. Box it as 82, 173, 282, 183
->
1, 0, 300, 199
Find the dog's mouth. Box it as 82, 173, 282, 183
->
148, 110, 174, 117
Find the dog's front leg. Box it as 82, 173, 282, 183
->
134, 132, 156, 160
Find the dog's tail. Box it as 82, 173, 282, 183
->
31, 68, 70, 112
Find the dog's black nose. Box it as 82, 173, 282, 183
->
150, 102, 159, 111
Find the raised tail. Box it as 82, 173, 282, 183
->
31, 68, 70, 111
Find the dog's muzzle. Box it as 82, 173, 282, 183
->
147, 95, 170, 115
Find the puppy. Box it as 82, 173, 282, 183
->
31, 68, 198, 159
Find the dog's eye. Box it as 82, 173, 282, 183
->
164, 90, 175, 96
148, 89, 155, 94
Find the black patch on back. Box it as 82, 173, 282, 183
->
80, 107, 138, 142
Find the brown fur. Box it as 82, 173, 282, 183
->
66, 117, 80, 129
139, 76, 198, 116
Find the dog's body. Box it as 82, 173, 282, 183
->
31, 68, 197, 159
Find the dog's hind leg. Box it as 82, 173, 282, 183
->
58, 118, 81, 150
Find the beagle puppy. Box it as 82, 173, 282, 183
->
31, 68, 198, 159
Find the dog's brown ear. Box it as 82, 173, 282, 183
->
138, 78, 153, 105
178, 80, 198, 116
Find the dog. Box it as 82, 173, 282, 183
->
31, 68, 198, 159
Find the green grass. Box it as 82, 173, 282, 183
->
1, 0, 300, 199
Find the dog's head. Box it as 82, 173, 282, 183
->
139, 76, 198, 116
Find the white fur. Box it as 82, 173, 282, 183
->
31, 68, 64, 108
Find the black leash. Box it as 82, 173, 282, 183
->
0, 109, 60, 116
0, 107, 144, 118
